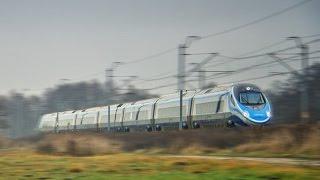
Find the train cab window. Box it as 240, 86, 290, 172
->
239, 92, 265, 105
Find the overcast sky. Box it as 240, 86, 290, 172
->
0, 0, 319, 96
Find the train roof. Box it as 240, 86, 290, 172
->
40, 83, 261, 118
131, 98, 159, 106
157, 91, 197, 102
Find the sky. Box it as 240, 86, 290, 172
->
0, 0, 319, 96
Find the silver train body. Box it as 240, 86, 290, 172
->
38, 83, 272, 132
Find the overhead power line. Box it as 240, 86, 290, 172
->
218, 70, 300, 85
301, 33, 320, 39
52, 0, 315, 87
201, 0, 313, 39
143, 68, 297, 91
205, 38, 320, 69
134, 38, 302, 84
133, 39, 320, 86
204, 49, 320, 81
110, 0, 313, 68
122, 47, 177, 65
236, 33, 320, 57
123, 0, 314, 68
236, 40, 288, 57
200, 55, 299, 81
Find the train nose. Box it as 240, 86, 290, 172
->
242, 108, 271, 125
252, 112, 268, 120
247, 113, 271, 125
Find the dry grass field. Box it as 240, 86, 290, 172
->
31, 124, 320, 159
0, 124, 319, 179
0, 150, 319, 179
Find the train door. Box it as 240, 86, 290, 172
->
96, 111, 100, 132
188, 97, 194, 128
54, 112, 59, 133
73, 114, 78, 131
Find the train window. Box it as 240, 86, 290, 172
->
115, 111, 122, 122
132, 111, 137, 120
219, 100, 225, 112
239, 92, 265, 105
110, 114, 115, 122
138, 110, 149, 120
83, 117, 95, 124
195, 101, 217, 115
101, 115, 108, 123
158, 106, 187, 118
217, 94, 226, 113
124, 112, 132, 121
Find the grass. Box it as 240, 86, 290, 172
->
0, 124, 319, 179
30, 124, 319, 160
0, 150, 318, 179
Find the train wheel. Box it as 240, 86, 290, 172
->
226, 120, 235, 128
193, 122, 200, 129
146, 125, 152, 132
155, 124, 162, 131
182, 122, 188, 129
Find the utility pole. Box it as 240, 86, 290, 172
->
58, 78, 71, 111
105, 62, 122, 90
177, 44, 186, 90
190, 63, 205, 89
105, 62, 122, 103
188, 53, 218, 89
107, 105, 110, 132
121, 76, 138, 89
179, 89, 183, 130
177, 36, 201, 130
288, 36, 310, 122
177, 36, 201, 90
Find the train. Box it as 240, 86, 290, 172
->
38, 83, 272, 133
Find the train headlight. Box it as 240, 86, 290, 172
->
243, 111, 249, 118
266, 111, 271, 118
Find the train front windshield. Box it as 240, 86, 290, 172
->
239, 92, 265, 105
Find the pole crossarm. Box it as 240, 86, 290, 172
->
195, 70, 235, 73
186, 53, 219, 76
268, 53, 300, 76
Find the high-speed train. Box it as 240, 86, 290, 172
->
38, 83, 272, 133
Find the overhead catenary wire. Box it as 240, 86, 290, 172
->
123, 0, 313, 67
203, 49, 320, 81
218, 70, 301, 85
132, 39, 320, 88
235, 32, 320, 57
143, 68, 299, 91
301, 33, 320, 39
70, 43, 320, 95
126, 53, 320, 92
201, 0, 313, 39
51, 0, 315, 88
53, 0, 314, 85
205, 38, 320, 69
122, 47, 177, 65
140, 49, 320, 91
